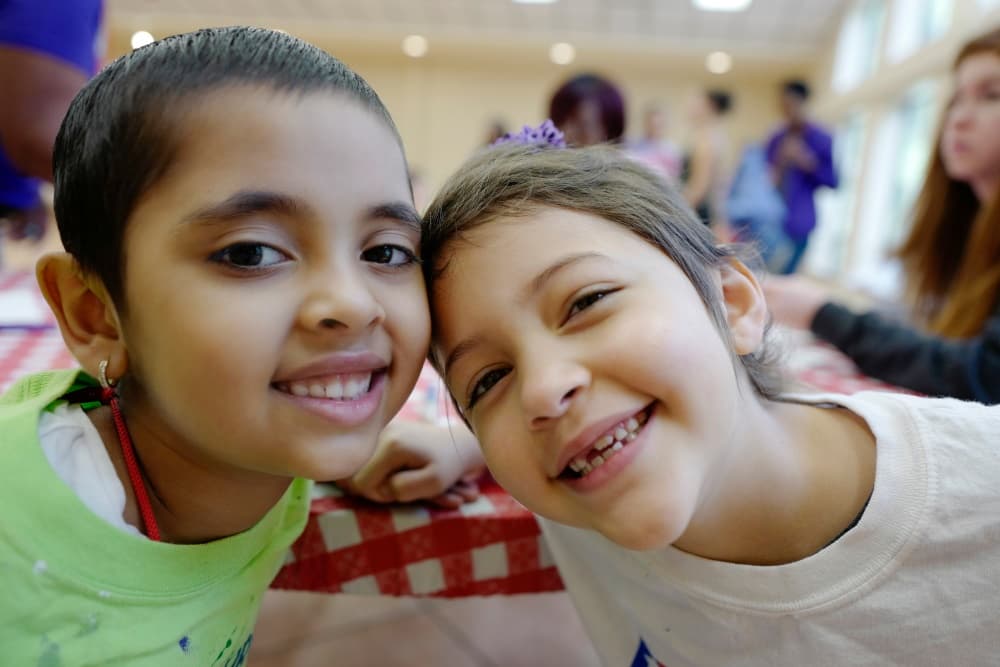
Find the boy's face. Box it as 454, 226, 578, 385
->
117, 89, 429, 481
432, 208, 755, 550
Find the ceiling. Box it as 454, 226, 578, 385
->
107, 0, 849, 62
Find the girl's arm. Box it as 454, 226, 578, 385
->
810, 303, 1000, 404
683, 132, 714, 210
339, 420, 487, 508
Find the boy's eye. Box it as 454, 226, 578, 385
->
362, 244, 418, 267
467, 367, 510, 409
566, 289, 613, 321
211, 242, 288, 269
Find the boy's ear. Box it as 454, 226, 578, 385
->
36, 252, 128, 381
719, 259, 768, 356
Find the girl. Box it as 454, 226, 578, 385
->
0, 27, 430, 664
766, 27, 1000, 403
384, 137, 1000, 665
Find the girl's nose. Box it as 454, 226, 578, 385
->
521, 358, 591, 429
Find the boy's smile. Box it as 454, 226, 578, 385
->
113, 88, 429, 490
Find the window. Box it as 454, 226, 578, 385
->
845, 80, 939, 296
832, 0, 888, 92
885, 0, 953, 63
807, 112, 868, 278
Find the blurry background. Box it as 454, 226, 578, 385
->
52, 0, 1000, 292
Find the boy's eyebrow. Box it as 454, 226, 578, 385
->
182, 190, 309, 226
182, 192, 420, 232
365, 202, 421, 232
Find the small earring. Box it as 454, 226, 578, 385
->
98, 359, 116, 390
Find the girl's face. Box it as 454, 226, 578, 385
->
942, 51, 1000, 193
432, 207, 764, 549
117, 89, 429, 481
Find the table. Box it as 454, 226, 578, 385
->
0, 271, 906, 598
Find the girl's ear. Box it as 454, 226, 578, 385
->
719, 258, 768, 356
36, 252, 128, 381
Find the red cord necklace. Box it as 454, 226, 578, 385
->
97, 361, 162, 541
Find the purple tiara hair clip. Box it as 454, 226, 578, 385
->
492, 119, 567, 149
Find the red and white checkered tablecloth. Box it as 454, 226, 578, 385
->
0, 271, 908, 598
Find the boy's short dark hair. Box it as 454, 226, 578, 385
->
707, 90, 733, 115
53, 26, 401, 307
782, 79, 811, 100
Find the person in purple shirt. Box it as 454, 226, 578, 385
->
766, 80, 838, 274
0, 0, 104, 244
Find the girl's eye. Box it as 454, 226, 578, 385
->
467, 367, 510, 409
362, 244, 418, 267
211, 242, 288, 269
566, 290, 612, 320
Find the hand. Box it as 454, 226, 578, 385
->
762, 275, 831, 330
778, 136, 817, 172
339, 420, 486, 509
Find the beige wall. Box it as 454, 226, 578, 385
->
106, 21, 816, 197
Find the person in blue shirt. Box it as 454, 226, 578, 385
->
766, 80, 838, 274
0, 0, 103, 244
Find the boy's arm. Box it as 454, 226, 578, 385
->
340, 420, 487, 508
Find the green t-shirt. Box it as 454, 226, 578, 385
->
0, 370, 311, 666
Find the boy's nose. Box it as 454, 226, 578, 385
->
299, 272, 385, 333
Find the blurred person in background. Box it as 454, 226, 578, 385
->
765, 28, 1000, 404
549, 73, 626, 146
628, 102, 682, 183
0, 0, 104, 251
682, 89, 733, 231
765, 79, 838, 274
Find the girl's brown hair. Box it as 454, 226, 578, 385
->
422, 143, 783, 400
897, 27, 1000, 338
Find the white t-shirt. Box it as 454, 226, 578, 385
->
539, 392, 1000, 666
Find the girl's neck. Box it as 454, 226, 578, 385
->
672, 396, 876, 566
970, 173, 999, 205
89, 402, 292, 544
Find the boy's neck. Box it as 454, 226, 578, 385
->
672, 398, 876, 566
88, 405, 293, 544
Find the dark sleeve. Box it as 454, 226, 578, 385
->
810, 302, 1000, 404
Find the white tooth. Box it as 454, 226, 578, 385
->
612, 442, 624, 451
626, 433, 636, 442
582, 464, 592, 475
309, 384, 325, 398
627, 417, 638, 431
597, 435, 614, 450
592, 454, 605, 467
349, 378, 364, 398
360, 373, 373, 392
339, 379, 353, 399
614, 427, 628, 440
290, 383, 309, 397
326, 378, 344, 399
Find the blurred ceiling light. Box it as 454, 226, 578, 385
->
692, 0, 752, 11
130, 30, 155, 49
402, 34, 429, 58
706, 51, 733, 74
514, 0, 559, 4
549, 42, 576, 65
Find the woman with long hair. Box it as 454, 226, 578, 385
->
765, 27, 1000, 403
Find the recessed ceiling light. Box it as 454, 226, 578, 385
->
402, 34, 429, 58
549, 42, 576, 65
692, 0, 752, 11
130, 30, 155, 49
706, 51, 733, 74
